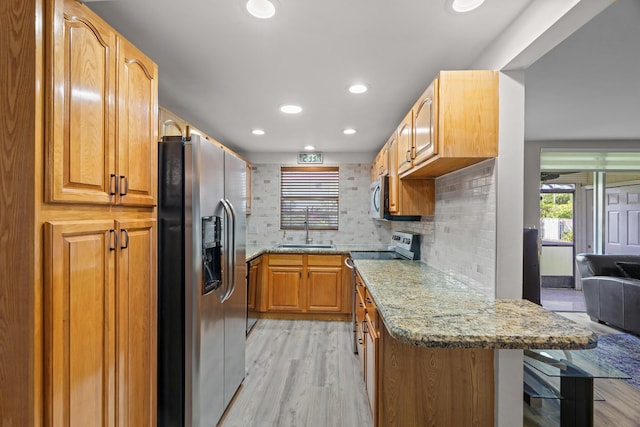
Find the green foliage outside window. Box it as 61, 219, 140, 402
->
540, 193, 572, 219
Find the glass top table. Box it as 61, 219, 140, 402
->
524, 348, 631, 427
525, 349, 631, 379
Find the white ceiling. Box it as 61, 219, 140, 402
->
525, 0, 640, 142
86, 0, 533, 155
86, 0, 639, 156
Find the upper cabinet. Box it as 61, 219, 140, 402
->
396, 111, 413, 175
116, 37, 158, 206
412, 79, 438, 166
47, 0, 158, 207
370, 143, 388, 183
401, 70, 498, 178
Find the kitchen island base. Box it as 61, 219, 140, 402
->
379, 326, 494, 426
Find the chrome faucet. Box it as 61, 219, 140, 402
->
304, 207, 311, 244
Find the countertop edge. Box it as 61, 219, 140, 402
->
356, 259, 599, 350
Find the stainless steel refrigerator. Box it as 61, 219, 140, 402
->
157, 134, 246, 427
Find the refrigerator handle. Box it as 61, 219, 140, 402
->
226, 198, 237, 299
220, 198, 235, 302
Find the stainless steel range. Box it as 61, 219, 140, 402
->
345, 231, 420, 353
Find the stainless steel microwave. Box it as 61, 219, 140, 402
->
370, 177, 386, 219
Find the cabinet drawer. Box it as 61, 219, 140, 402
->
307, 254, 342, 266
364, 289, 378, 333
268, 254, 304, 266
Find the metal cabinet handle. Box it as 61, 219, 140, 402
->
109, 229, 118, 251
406, 150, 411, 162
120, 229, 129, 249
119, 175, 128, 196
109, 174, 119, 196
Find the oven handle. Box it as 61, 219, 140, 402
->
344, 257, 354, 270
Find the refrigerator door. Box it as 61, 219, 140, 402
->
190, 136, 226, 426
223, 152, 247, 407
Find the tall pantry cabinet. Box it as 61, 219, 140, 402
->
0, 0, 158, 425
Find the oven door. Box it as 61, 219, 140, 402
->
370, 178, 385, 219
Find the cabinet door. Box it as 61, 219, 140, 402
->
248, 258, 260, 310
387, 133, 398, 214
115, 219, 157, 427
379, 143, 389, 177
268, 266, 304, 311
413, 79, 438, 167
307, 266, 342, 312
396, 111, 413, 175
365, 316, 378, 422
116, 37, 158, 207
44, 220, 116, 427
48, 0, 116, 204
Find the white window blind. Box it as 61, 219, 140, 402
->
280, 166, 339, 230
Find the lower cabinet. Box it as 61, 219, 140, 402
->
44, 218, 156, 426
268, 259, 304, 311
247, 256, 261, 311
253, 253, 350, 316
364, 313, 378, 420
307, 255, 343, 312
354, 267, 495, 427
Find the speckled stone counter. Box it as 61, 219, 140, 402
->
354, 259, 597, 350
245, 245, 387, 262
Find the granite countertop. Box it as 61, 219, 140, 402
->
246, 245, 387, 262
354, 259, 597, 350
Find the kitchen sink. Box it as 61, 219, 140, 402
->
276, 243, 335, 249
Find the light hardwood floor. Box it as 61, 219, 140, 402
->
222, 316, 640, 427
219, 320, 373, 427
524, 312, 640, 427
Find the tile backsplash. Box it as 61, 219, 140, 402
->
421, 160, 497, 295
247, 160, 496, 295
246, 163, 391, 249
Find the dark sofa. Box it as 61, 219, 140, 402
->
575, 253, 640, 335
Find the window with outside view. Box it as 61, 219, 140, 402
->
540, 184, 575, 243
280, 166, 339, 230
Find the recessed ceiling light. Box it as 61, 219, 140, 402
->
348, 84, 368, 94
343, 128, 357, 135
280, 104, 302, 114
251, 129, 265, 135
246, 0, 275, 19
304, 145, 315, 151
449, 0, 485, 13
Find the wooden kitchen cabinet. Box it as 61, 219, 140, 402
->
41, 2, 159, 426
44, 218, 157, 427
412, 79, 438, 166
396, 111, 414, 175
116, 37, 158, 207
115, 219, 157, 427
257, 253, 351, 317
44, 220, 117, 427
402, 70, 498, 178
306, 255, 343, 312
364, 313, 379, 422
354, 268, 494, 427
47, 0, 158, 207
355, 270, 379, 425
267, 254, 304, 311
386, 133, 398, 214
247, 257, 261, 311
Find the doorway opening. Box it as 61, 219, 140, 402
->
537, 151, 640, 311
